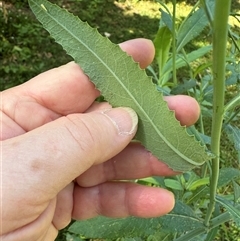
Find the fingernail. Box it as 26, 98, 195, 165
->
102, 107, 138, 135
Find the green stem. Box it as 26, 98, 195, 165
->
204, 0, 231, 226
199, 112, 208, 178
172, 0, 177, 86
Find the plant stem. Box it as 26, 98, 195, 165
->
172, 0, 177, 86
204, 0, 231, 226
199, 112, 208, 178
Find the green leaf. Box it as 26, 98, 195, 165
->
176, 1, 214, 52
164, 178, 183, 191
157, 200, 205, 231
68, 201, 204, 239
233, 180, 240, 204
139, 176, 165, 187
29, 0, 209, 171
154, 26, 172, 79
188, 177, 209, 191
174, 229, 206, 241
210, 203, 240, 231
187, 186, 209, 204
69, 216, 160, 239
160, 8, 173, 32
218, 167, 240, 188
216, 195, 240, 227
170, 79, 197, 95
224, 124, 240, 162
204, 227, 218, 241
161, 45, 212, 85
224, 92, 240, 112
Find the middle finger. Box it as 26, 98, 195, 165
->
75, 142, 177, 187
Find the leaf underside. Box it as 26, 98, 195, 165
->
29, 0, 209, 171
69, 201, 204, 239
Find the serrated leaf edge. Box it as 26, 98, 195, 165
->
29, 0, 209, 171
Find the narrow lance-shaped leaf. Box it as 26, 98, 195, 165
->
217, 167, 240, 188
233, 181, 240, 204
216, 195, 240, 227
224, 124, 240, 162
154, 25, 172, 81
176, 0, 215, 52
29, 0, 210, 171
161, 45, 212, 84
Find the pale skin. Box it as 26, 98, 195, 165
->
1, 38, 200, 241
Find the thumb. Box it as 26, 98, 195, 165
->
3, 107, 138, 198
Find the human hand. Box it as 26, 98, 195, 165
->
1, 38, 200, 241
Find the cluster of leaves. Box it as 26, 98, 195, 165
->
152, 0, 240, 159
150, 1, 240, 239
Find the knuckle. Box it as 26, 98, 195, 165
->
64, 114, 97, 152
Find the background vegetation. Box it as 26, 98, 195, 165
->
1, 0, 239, 90
1, 0, 162, 90
1, 0, 239, 240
